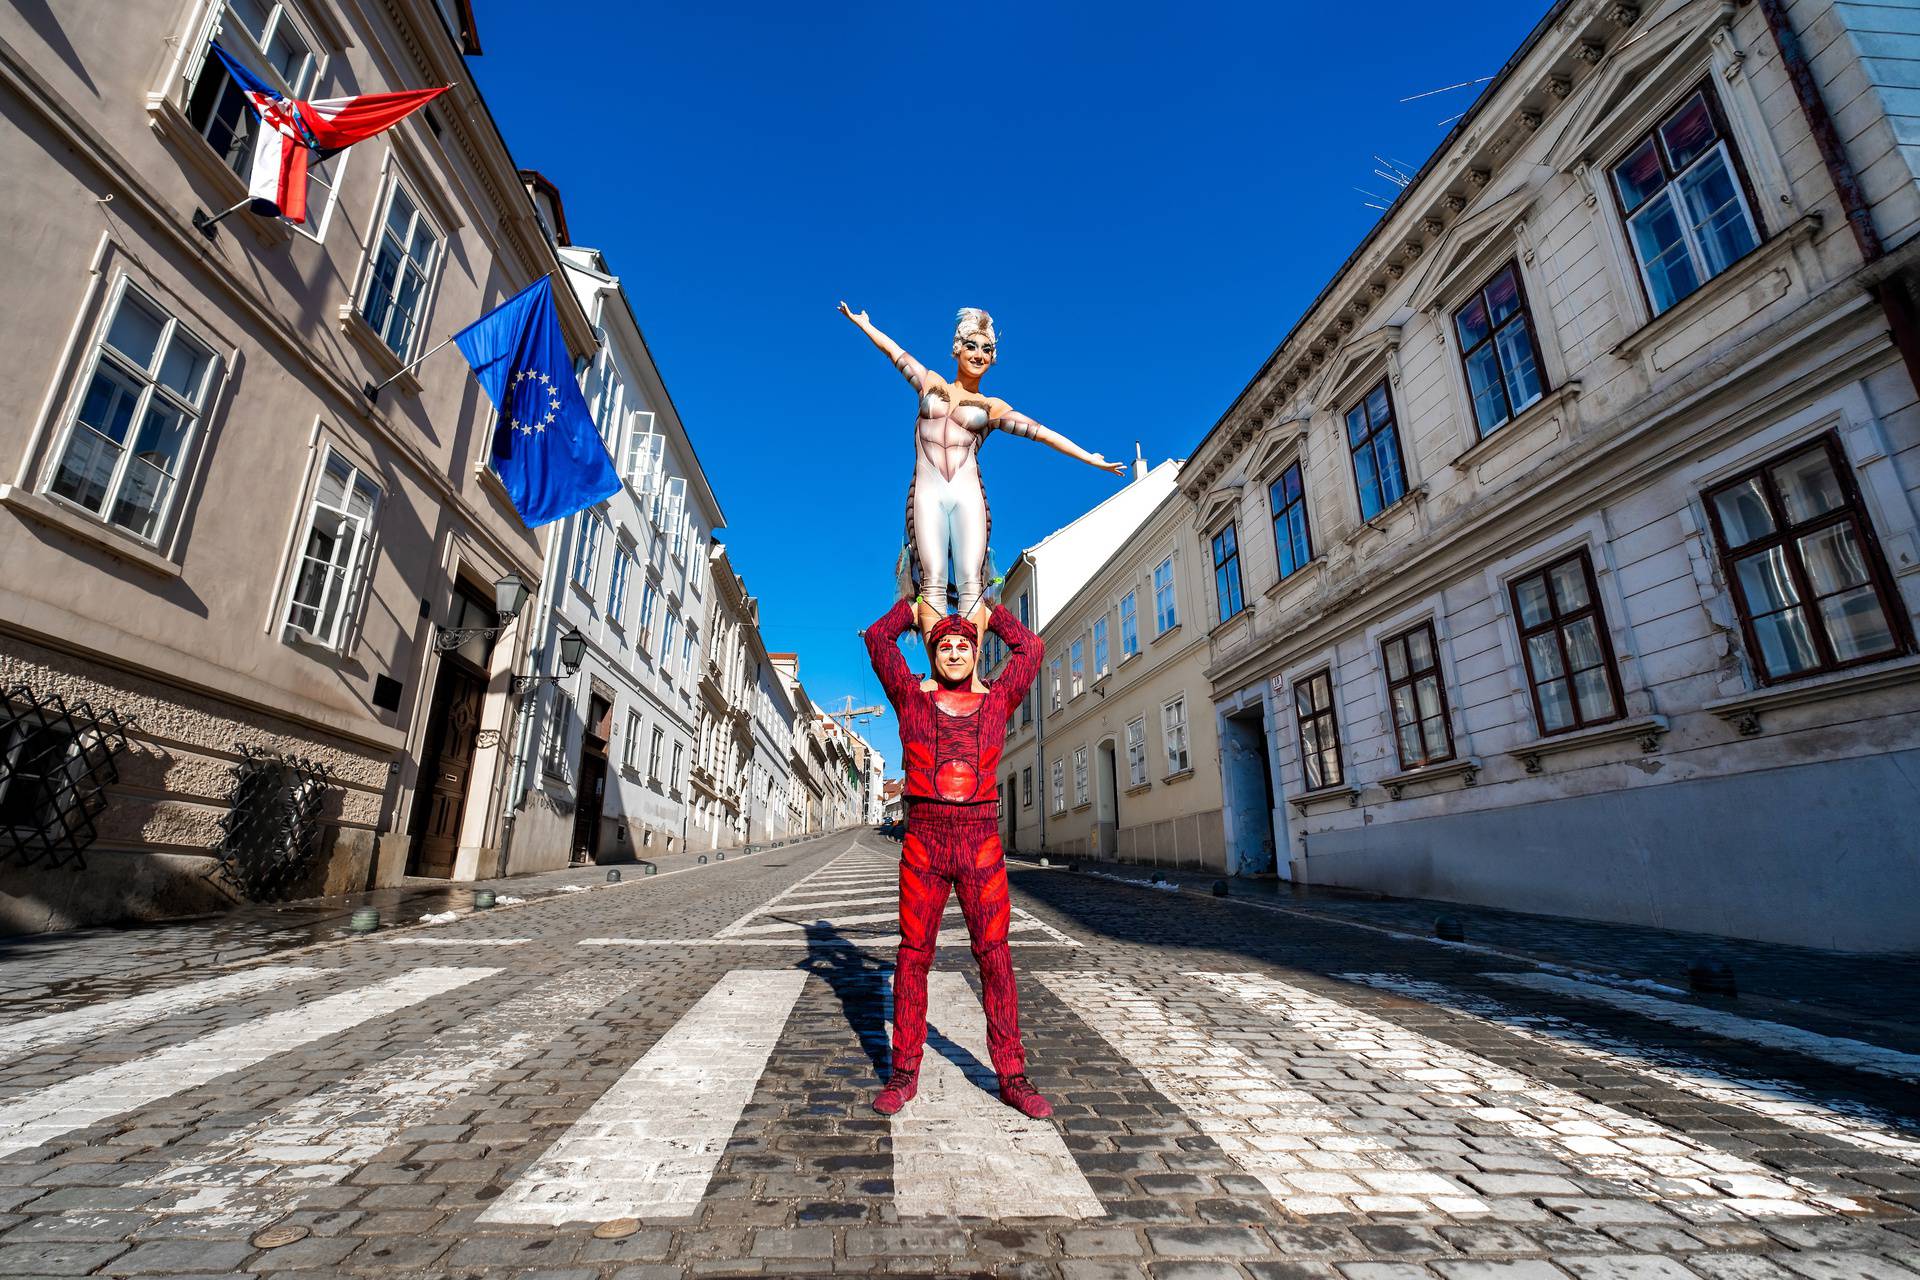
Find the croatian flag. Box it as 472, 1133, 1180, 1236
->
209, 43, 446, 225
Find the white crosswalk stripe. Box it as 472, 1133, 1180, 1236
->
1492, 972, 1920, 1085
892, 972, 1102, 1220
1195, 971, 1863, 1218
0, 966, 319, 1062
1342, 972, 1920, 1169
0, 967, 493, 1160
142, 968, 639, 1224
478, 969, 808, 1224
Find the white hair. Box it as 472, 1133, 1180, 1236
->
953, 307, 997, 346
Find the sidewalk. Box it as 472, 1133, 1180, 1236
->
1028, 852, 1920, 1045
0, 833, 838, 1009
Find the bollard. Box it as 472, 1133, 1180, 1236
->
1434, 915, 1465, 942
606, 869, 622, 883
1688, 958, 1737, 997
473, 889, 496, 910
698, 855, 708, 865
717, 851, 726, 861
1040, 856, 1050, 868
348, 907, 380, 934
1212, 880, 1229, 897
642, 863, 657, 876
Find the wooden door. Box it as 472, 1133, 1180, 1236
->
570, 693, 612, 864
409, 662, 486, 878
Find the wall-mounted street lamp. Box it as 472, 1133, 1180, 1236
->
434, 572, 531, 651
511, 627, 587, 695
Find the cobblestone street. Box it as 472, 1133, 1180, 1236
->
1, 830, 1917, 1279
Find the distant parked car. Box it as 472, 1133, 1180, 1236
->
875, 820, 904, 841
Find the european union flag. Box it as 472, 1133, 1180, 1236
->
454, 275, 620, 527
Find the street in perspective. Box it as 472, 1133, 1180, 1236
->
5, 0, 1920, 1278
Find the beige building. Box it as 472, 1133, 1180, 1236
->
1181, 0, 1920, 949
0, 0, 588, 930
1005, 485, 1228, 870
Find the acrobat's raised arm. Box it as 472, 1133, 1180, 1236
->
988, 405, 1128, 476
839, 303, 927, 391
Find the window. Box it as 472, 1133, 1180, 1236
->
1455, 263, 1547, 436
1153, 557, 1178, 634
1510, 551, 1624, 734
682, 625, 697, 673
360, 181, 439, 359
544, 691, 572, 777
639, 581, 659, 648
1345, 380, 1408, 522
1703, 435, 1908, 683
1022, 766, 1033, 808
1050, 758, 1066, 814
1162, 697, 1190, 774
592, 363, 626, 455
53, 286, 220, 547
606, 545, 631, 624
670, 741, 683, 791
1069, 639, 1086, 698
1072, 745, 1089, 807
1293, 670, 1344, 791
185, 3, 321, 177
625, 417, 662, 491
648, 725, 665, 781
571, 512, 603, 593
1050, 659, 1063, 711
1382, 622, 1454, 769
1017, 592, 1031, 628
661, 614, 677, 673
283, 448, 379, 649
1020, 687, 1033, 728
623, 710, 642, 771
1611, 88, 1761, 317
1125, 717, 1147, 787
1092, 617, 1110, 677
1212, 522, 1245, 622
1268, 462, 1313, 582
1120, 591, 1140, 657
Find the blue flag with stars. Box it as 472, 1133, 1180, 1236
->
453, 275, 620, 527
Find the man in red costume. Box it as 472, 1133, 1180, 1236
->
863, 596, 1050, 1118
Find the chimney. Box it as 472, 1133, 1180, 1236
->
1132, 441, 1147, 482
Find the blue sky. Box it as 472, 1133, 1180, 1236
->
472, 1, 1545, 733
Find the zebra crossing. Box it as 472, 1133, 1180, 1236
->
0, 952, 1911, 1234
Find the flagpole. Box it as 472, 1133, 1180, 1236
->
361, 269, 560, 403
191, 198, 257, 241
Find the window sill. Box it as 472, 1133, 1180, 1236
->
1612, 213, 1823, 363
1704, 654, 1920, 736
1119, 650, 1143, 667
1151, 624, 1182, 646
1124, 780, 1152, 796
1347, 485, 1429, 545
1208, 605, 1253, 640
1071, 801, 1093, 813
1449, 381, 1582, 472
1377, 755, 1481, 799
1289, 783, 1362, 816
1162, 766, 1195, 784
337, 305, 420, 396
0, 485, 182, 579
1506, 714, 1668, 774
1265, 557, 1326, 601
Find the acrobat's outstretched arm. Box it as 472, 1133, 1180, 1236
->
989, 406, 1128, 476
839, 303, 927, 391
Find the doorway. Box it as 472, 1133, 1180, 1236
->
571, 692, 612, 864
408, 582, 498, 879
1094, 739, 1119, 859
1221, 705, 1278, 875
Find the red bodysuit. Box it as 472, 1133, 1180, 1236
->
864, 598, 1043, 1084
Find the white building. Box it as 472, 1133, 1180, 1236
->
502, 208, 723, 868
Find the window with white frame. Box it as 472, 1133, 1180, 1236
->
1050, 758, 1065, 814
184, 2, 321, 175
1162, 696, 1190, 774
661, 613, 678, 674
607, 544, 631, 625
1072, 745, 1089, 807
682, 625, 697, 673
670, 741, 683, 791
360, 179, 439, 359
571, 511, 603, 593
625, 416, 662, 491
1610, 87, 1762, 317
1049, 658, 1062, 711
648, 725, 664, 781
592, 361, 626, 455
1454, 262, 1547, 437
544, 690, 572, 777
1153, 557, 1178, 634
1125, 717, 1147, 787
1017, 592, 1030, 627
1092, 617, 1110, 676
1120, 591, 1140, 657
1069, 638, 1085, 698
639, 581, 659, 648
46, 281, 218, 544
623, 710, 642, 771
283, 448, 379, 649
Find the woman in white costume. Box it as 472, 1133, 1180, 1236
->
839, 303, 1128, 637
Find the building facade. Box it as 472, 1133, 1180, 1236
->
500, 231, 724, 871
1008, 486, 1229, 870
1181, 0, 1920, 949
0, 0, 586, 930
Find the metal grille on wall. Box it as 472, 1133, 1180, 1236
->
208, 744, 332, 902
0, 684, 134, 871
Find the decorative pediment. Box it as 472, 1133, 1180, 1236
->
1197, 482, 1246, 533
1543, 0, 1722, 171
1312, 324, 1401, 410
1247, 422, 1309, 481
1404, 169, 1551, 307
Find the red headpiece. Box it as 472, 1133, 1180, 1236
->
924, 614, 978, 649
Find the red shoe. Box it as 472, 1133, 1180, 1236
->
872, 1070, 918, 1115
999, 1073, 1052, 1118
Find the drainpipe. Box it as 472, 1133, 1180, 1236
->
1023, 549, 1048, 856
1755, 0, 1920, 396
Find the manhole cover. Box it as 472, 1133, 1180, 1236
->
251, 1223, 310, 1249
593, 1217, 641, 1239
